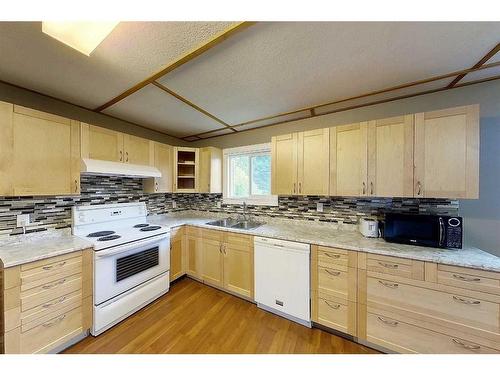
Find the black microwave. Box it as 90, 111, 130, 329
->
383, 213, 463, 249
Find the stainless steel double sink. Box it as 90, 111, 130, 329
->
206, 218, 263, 230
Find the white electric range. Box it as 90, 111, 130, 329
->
72, 202, 170, 336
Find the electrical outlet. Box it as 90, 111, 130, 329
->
172, 201, 177, 209
17, 214, 31, 227
216, 201, 222, 209
316, 203, 324, 212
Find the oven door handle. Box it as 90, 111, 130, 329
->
95, 235, 170, 259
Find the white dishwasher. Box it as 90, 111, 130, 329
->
254, 237, 311, 327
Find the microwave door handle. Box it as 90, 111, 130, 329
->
438, 217, 445, 247
96, 235, 169, 259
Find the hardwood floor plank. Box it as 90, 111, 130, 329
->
63, 278, 379, 354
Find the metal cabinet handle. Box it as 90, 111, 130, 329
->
126, 151, 129, 162
42, 261, 66, 271
378, 280, 399, 289
324, 253, 341, 259
42, 296, 67, 309
325, 269, 341, 277
293, 183, 296, 194
452, 296, 480, 305
377, 316, 399, 326
362, 182, 366, 195
325, 301, 341, 310
42, 314, 66, 328
219, 243, 222, 254
370, 181, 374, 195
452, 274, 481, 282
452, 338, 481, 350
42, 278, 66, 290
74, 179, 78, 193
119, 150, 123, 161
416, 181, 422, 196
222, 243, 227, 255
298, 182, 302, 194
378, 261, 398, 269
155, 181, 159, 192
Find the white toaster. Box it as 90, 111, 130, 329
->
358, 217, 379, 238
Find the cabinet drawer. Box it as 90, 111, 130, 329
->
21, 290, 82, 328
318, 266, 356, 301
201, 229, 224, 242
367, 276, 500, 333
367, 309, 499, 354
21, 256, 82, 291
367, 254, 424, 280
437, 264, 500, 295
317, 246, 355, 270
225, 232, 253, 247
20, 252, 81, 272
185, 226, 201, 237
20, 306, 83, 354
317, 293, 356, 335
21, 273, 82, 311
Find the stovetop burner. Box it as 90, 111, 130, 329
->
133, 224, 150, 228
140, 226, 161, 232
97, 235, 121, 241
87, 231, 116, 238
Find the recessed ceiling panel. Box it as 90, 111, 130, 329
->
159, 22, 500, 124
0, 21, 237, 109
458, 64, 500, 83
103, 84, 224, 137
197, 128, 234, 139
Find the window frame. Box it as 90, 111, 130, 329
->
223, 143, 278, 206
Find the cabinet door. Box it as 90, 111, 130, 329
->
170, 227, 185, 282
11, 106, 80, 196
123, 134, 153, 165
271, 133, 298, 195
201, 239, 223, 287
367, 115, 414, 197
83, 124, 124, 162
330, 122, 368, 196
144, 142, 173, 193
174, 147, 199, 193
199, 147, 222, 193
0, 101, 14, 195
414, 105, 479, 199
186, 233, 202, 280
297, 128, 329, 195
223, 233, 254, 298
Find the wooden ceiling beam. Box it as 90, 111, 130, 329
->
447, 42, 500, 88
184, 74, 500, 142
94, 22, 256, 112
152, 81, 237, 132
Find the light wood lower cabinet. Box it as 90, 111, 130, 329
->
201, 237, 224, 287
222, 233, 254, 299
170, 227, 185, 282
1, 250, 93, 354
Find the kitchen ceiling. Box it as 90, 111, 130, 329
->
0, 21, 499, 140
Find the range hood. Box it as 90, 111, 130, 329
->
81, 158, 161, 178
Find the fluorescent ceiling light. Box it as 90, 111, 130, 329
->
42, 21, 119, 56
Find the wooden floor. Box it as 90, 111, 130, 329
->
64, 277, 378, 354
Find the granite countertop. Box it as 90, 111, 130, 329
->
0, 228, 93, 268
1, 210, 499, 272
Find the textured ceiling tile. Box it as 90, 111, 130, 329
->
0, 21, 237, 109
159, 22, 500, 124
103, 84, 223, 137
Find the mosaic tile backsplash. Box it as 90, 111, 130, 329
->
0, 175, 458, 235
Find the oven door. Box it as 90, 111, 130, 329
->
94, 234, 170, 305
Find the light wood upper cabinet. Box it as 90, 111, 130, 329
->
123, 134, 153, 165
174, 147, 199, 193
297, 128, 330, 195
81, 124, 124, 162
223, 233, 254, 299
199, 146, 222, 193
0, 104, 80, 196
271, 133, 298, 195
414, 105, 479, 199
367, 115, 414, 197
330, 122, 368, 197
144, 142, 173, 194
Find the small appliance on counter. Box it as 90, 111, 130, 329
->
358, 217, 380, 238
384, 213, 463, 249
